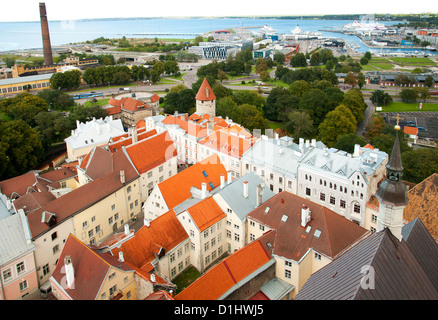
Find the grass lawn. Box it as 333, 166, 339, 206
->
361, 57, 395, 71
172, 266, 201, 294
83, 98, 110, 107
377, 101, 438, 112
389, 57, 436, 67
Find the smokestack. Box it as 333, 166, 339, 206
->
301, 205, 311, 228
124, 224, 130, 236
39, 3, 53, 66
64, 255, 75, 289
220, 174, 225, 189
243, 181, 248, 198
201, 182, 207, 199
256, 184, 263, 207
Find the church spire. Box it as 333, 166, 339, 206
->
375, 117, 408, 241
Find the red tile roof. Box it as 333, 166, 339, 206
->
158, 154, 227, 209
248, 191, 368, 261
108, 129, 157, 153
121, 97, 150, 112
196, 78, 216, 101
111, 209, 188, 273
185, 197, 226, 232
174, 231, 275, 300
51, 234, 133, 300
125, 131, 176, 174
27, 150, 139, 238
0, 171, 37, 199
162, 114, 209, 139
404, 126, 418, 135
198, 129, 255, 159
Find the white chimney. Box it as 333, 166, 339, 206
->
256, 184, 263, 207
124, 224, 130, 236
299, 138, 304, 150
301, 205, 311, 228
354, 144, 360, 157
150, 274, 156, 283
201, 182, 207, 199
144, 218, 150, 227
220, 174, 225, 189
64, 255, 75, 289
120, 170, 125, 184
227, 171, 232, 184
132, 127, 138, 143
311, 139, 316, 148
305, 140, 310, 148
243, 181, 248, 198
118, 251, 124, 262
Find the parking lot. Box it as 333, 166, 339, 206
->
381, 112, 438, 140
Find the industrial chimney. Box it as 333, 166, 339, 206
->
39, 3, 53, 66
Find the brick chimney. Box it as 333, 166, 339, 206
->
39, 3, 53, 66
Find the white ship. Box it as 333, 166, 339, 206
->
284, 25, 322, 40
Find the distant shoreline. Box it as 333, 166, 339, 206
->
0, 13, 428, 24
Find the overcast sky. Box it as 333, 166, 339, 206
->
1, 0, 436, 22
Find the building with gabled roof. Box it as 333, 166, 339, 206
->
241, 135, 388, 227
213, 172, 275, 253
143, 154, 227, 221
176, 196, 227, 272
110, 209, 187, 298
124, 131, 177, 203
195, 77, 216, 116
26, 148, 141, 286
50, 234, 137, 300
174, 230, 284, 300
295, 220, 438, 300
64, 116, 125, 161
247, 190, 368, 298
0, 171, 38, 200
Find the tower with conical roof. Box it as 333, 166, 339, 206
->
195, 78, 216, 116
375, 118, 408, 241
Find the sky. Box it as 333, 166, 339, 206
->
1, 0, 436, 22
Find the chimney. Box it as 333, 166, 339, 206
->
243, 181, 248, 198
118, 251, 124, 262
132, 126, 138, 143
311, 139, 316, 148
120, 170, 125, 184
39, 3, 53, 66
124, 224, 130, 236
201, 182, 207, 199
301, 205, 311, 228
64, 255, 75, 289
150, 274, 156, 283
299, 138, 304, 150
227, 171, 232, 184
256, 184, 263, 207
144, 218, 150, 227
220, 174, 225, 189
353, 144, 360, 157
305, 140, 310, 148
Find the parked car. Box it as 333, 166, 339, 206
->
417, 127, 427, 132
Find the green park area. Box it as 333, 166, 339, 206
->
377, 101, 438, 112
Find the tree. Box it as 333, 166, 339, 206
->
288, 80, 310, 97
112, 71, 130, 84
217, 69, 228, 83
273, 52, 285, 65
333, 134, 366, 154
370, 126, 411, 155
34, 111, 71, 149
370, 90, 392, 107
230, 104, 269, 132
289, 53, 307, 68
298, 88, 330, 126
164, 60, 179, 75
0, 93, 48, 127
400, 88, 418, 103
342, 88, 367, 123
318, 105, 357, 147
285, 110, 314, 140
325, 59, 335, 71
0, 120, 44, 180
344, 72, 358, 87
310, 51, 321, 66
365, 114, 386, 140
37, 89, 75, 110
402, 148, 438, 183
425, 75, 434, 88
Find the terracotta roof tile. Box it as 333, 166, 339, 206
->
195, 78, 216, 101
108, 129, 157, 152
51, 234, 133, 300
158, 154, 227, 209
198, 129, 255, 159
404, 126, 418, 135
121, 97, 150, 112
125, 131, 176, 174
111, 209, 188, 272
185, 197, 226, 231
174, 231, 275, 300
248, 191, 368, 260
0, 171, 37, 199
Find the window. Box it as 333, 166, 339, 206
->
279, 177, 283, 184
205, 255, 210, 266
372, 214, 378, 223
109, 285, 117, 296
211, 238, 216, 247
285, 269, 291, 279
53, 244, 59, 254
82, 221, 88, 229
95, 225, 101, 234
147, 171, 153, 178
159, 165, 163, 172
340, 199, 346, 209
109, 272, 116, 281
170, 253, 175, 263
354, 204, 361, 214
16, 262, 25, 275
314, 253, 321, 261
202, 170, 208, 177
270, 173, 274, 181
285, 260, 292, 267
204, 229, 209, 238
2, 269, 12, 282
234, 233, 240, 242
51, 232, 58, 241
330, 196, 336, 205
127, 186, 132, 193
178, 262, 183, 272
259, 224, 265, 231
320, 192, 325, 201
306, 187, 311, 196
111, 204, 116, 211
108, 217, 113, 225
226, 230, 231, 239
250, 233, 255, 242
88, 229, 94, 238
19, 280, 28, 292
204, 242, 209, 251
